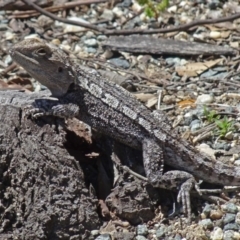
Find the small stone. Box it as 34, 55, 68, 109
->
154, 224, 160, 229
222, 203, 238, 214
235, 212, 240, 225
84, 39, 98, 47
210, 227, 223, 240
233, 232, 240, 239
190, 119, 201, 132
199, 219, 214, 229
208, 0, 221, 10
132, 2, 142, 12
174, 234, 182, 240
136, 224, 148, 236
155, 225, 167, 239
223, 223, 240, 231
165, 57, 181, 66
63, 17, 87, 32
112, 7, 124, 17
162, 95, 176, 104
108, 58, 130, 69
97, 35, 108, 41
234, 160, 240, 166
95, 234, 111, 240
202, 204, 213, 217
223, 213, 236, 225
225, 131, 233, 140
200, 69, 217, 78
213, 143, 230, 151
85, 47, 97, 54
148, 229, 156, 234
91, 230, 99, 236
209, 31, 221, 39
101, 9, 114, 21
210, 210, 223, 220
167, 5, 177, 13
4, 55, 12, 65
196, 94, 214, 104
136, 236, 147, 240
100, 50, 113, 59
223, 230, 235, 240
119, 0, 132, 7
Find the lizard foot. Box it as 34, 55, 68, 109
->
23, 105, 46, 119
147, 170, 202, 222
22, 103, 79, 119
177, 177, 202, 222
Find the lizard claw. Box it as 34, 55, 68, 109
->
22, 105, 46, 119
177, 178, 202, 221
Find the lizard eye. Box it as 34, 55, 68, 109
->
36, 48, 47, 56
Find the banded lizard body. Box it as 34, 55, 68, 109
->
10, 38, 240, 220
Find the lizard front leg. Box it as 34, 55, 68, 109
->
24, 99, 80, 119
142, 138, 201, 220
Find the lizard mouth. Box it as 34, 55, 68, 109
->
10, 50, 39, 70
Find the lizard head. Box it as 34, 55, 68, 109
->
10, 38, 76, 97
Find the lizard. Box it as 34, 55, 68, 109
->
9, 38, 240, 220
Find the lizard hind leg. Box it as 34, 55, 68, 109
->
142, 138, 201, 221
142, 138, 165, 184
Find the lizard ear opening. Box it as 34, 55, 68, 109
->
58, 67, 63, 73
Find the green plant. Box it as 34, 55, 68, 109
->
203, 106, 235, 138
203, 106, 220, 123
215, 116, 235, 138
138, 0, 169, 18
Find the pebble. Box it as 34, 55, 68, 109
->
168, 5, 177, 13
108, 58, 130, 69
209, 31, 221, 39
208, 0, 221, 10
4, 55, 12, 65
200, 69, 217, 78
234, 160, 240, 166
95, 234, 111, 240
136, 236, 147, 240
84, 39, 98, 47
112, 7, 124, 17
162, 95, 176, 104
174, 234, 182, 240
136, 224, 148, 236
210, 210, 223, 220
85, 47, 97, 54
203, 204, 214, 217
235, 212, 240, 225
117, 0, 132, 7
223, 223, 239, 231
165, 57, 181, 66
225, 131, 233, 140
101, 9, 114, 21
63, 17, 88, 32
0, 24, 8, 31
210, 227, 223, 240
222, 203, 238, 214
190, 119, 202, 132
5, 31, 15, 40
196, 94, 214, 104
223, 230, 235, 240
155, 225, 167, 239
91, 230, 99, 236
97, 35, 108, 41
199, 219, 214, 229
213, 142, 230, 151
223, 213, 236, 225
